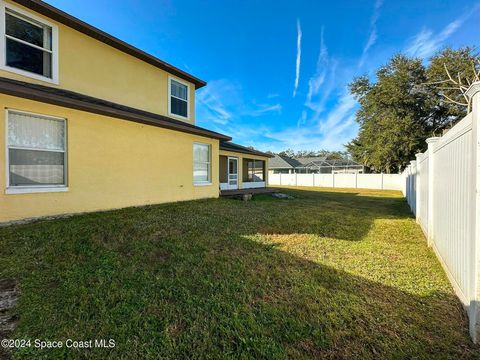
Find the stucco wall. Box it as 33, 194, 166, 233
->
0, 0, 196, 124
0, 94, 219, 222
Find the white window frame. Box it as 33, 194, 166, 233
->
168, 76, 190, 120
193, 142, 211, 186
5, 109, 68, 194
0, 0, 59, 84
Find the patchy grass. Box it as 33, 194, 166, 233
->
0, 187, 478, 359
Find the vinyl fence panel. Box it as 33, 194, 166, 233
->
333, 174, 356, 188
402, 82, 480, 342
416, 152, 429, 235
431, 114, 474, 304
268, 173, 403, 191
357, 174, 383, 189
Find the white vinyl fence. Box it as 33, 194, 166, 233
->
403, 82, 480, 342
268, 172, 403, 191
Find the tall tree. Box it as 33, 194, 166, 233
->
347, 55, 429, 173
425, 47, 480, 131
347, 47, 480, 173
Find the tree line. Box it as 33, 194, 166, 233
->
266, 149, 350, 160
268, 47, 479, 173
347, 47, 479, 173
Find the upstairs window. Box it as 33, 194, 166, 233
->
169, 77, 189, 119
0, 2, 58, 83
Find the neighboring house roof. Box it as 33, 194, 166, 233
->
0, 77, 230, 141
220, 141, 273, 158
269, 154, 302, 169
11, 0, 206, 89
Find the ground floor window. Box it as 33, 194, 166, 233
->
7, 110, 67, 190
193, 143, 211, 184
244, 159, 265, 182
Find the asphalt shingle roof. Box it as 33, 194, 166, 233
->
269, 155, 302, 169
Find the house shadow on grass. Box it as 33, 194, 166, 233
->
0, 189, 477, 358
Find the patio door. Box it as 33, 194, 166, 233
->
227, 157, 238, 189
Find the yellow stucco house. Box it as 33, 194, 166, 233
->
0, 0, 271, 223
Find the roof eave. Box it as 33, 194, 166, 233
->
219, 143, 273, 158
11, 0, 206, 89
0, 77, 230, 141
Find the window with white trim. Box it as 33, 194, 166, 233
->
7, 110, 67, 189
1, 2, 58, 82
169, 78, 189, 118
193, 143, 211, 184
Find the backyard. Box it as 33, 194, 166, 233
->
0, 187, 478, 359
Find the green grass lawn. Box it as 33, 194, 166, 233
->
0, 187, 478, 359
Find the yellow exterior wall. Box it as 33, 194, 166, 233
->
0, 0, 196, 124
218, 150, 269, 188
0, 94, 219, 222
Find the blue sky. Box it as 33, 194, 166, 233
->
47, 0, 479, 152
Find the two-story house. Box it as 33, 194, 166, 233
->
0, 0, 271, 223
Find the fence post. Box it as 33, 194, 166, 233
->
466, 81, 480, 342
406, 165, 411, 206
406, 166, 409, 199
426, 137, 440, 246
415, 153, 422, 224
410, 161, 417, 216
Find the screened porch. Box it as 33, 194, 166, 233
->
219, 155, 267, 190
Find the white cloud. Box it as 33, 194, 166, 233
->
210, 122, 271, 145
297, 110, 307, 127
263, 120, 358, 152
265, 91, 358, 152
358, 0, 384, 68
249, 103, 282, 117
306, 26, 328, 108
405, 21, 460, 59
196, 80, 236, 125
196, 79, 282, 133
405, 5, 479, 59
293, 18, 302, 97
267, 93, 280, 99
319, 93, 357, 133
285, 22, 359, 152
304, 27, 343, 123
